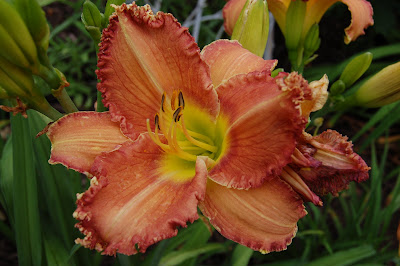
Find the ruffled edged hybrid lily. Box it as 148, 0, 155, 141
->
224, 0, 374, 44
47, 3, 369, 255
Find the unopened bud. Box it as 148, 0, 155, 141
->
231, 0, 269, 57
12, 0, 50, 52
0, 0, 37, 69
82, 0, 103, 28
340, 52, 373, 88
353, 61, 400, 108
0, 85, 10, 99
303, 23, 320, 60
285, 0, 306, 65
330, 80, 346, 96
0, 56, 35, 99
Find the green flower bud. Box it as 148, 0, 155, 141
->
231, 0, 269, 57
103, 0, 125, 28
303, 23, 320, 60
285, 0, 306, 65
353, 61, 400, 108
0, 56, 36, 99
0, 0, 37, 68
82, 0, 103, 28
330, 80, 346, 96
0, 85, 10, 99
11, 0, 50, 52
340, 52, 373, 88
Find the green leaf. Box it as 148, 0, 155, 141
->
0, 135, 14, 225
307, 245, 376, 266
231, 244, 254, 266
11, 113, 42, 266
159, 243, 226, 266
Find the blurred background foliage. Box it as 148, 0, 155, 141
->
0, 0, 399, 265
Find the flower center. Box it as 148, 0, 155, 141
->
146, 90, 218, 162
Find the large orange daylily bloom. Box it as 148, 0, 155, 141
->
47, 3, 369, 256
224, 0, 374, 44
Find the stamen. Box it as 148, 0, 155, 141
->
161, 92, 166, 112
154, 113, 161, 130
146, 119, 170, 151
178, 91, 185, 109
171, 120, 197, 161
173, 106, 183, 122
171, 90, 178, 110
180, 116, 217, 152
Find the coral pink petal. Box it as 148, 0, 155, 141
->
201, 40, 277, 88
97, 3, 218, 140
222, 0, 247, 35
293, 130, 370, 196
304, 0, 373, 44
47, 112, 128, 175
209, 72, 307, 189
199, 177, 306, 253
74, 134, 208, 255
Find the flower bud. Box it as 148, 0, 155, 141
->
12, 0, 50, 52
285, 0, 306, 65
353, 61, 400, 108
0, 85, 10, 99
82, 0, 103, 28
82, 0, 104, 44
340, 52, 373, 88
330, 80, 346, 96
303, 23, 320, 61
0, 0, 37, 69
0, 56, 35, 99
231, 0, 269, 57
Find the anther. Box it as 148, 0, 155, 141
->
161, 93, 166, 112
154, 113, 160, 130
173, 106, 182, 122
178, 91, 185, 109
171, 90, 178, 110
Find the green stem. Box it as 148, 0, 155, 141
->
30, 99, 63, 121
37, 65, 78, 113
53, 88, 79, 113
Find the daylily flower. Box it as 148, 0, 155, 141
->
223, 0, 374, 44
47, 3, 369, 256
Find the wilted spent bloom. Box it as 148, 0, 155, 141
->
351, 61, 400, 108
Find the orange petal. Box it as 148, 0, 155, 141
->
303, 0, 374, 44
74, 134, 208, 255
201, 40, 277, 88
47, 112, 128, 175
209, 71, 307, 189
199, 177, 306, 253
97, 3, 218, 140
301, 74, 329, 118
293, 130, 370, 196
267, 0, 290, 35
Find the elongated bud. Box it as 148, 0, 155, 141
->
352, 61, 400, 108
0, 0, 37, 68
12, 0, 50, 52
0, 56, 35, 99
330, 80, 346, 96
82, 0, 103, 43
82, 0, 103, 28
231, 0, 269, 57
303, 23, 320, 61
340, 52, 373, 88
103, 0, 125, 28
285, 0, 306, 65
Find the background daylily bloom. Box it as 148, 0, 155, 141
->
47, 3, 369, 256
224, 0, 374, 44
